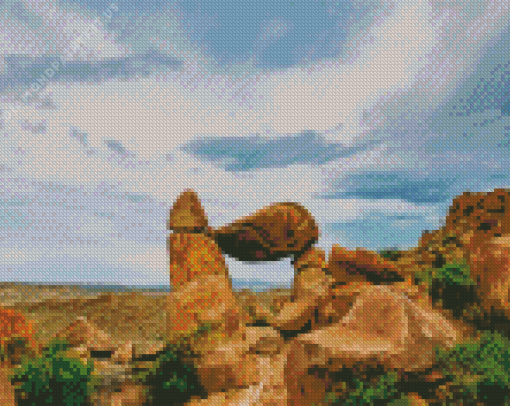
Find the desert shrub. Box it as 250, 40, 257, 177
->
324, 368, 401, 405
432, 330, 510, 405
8, 337, 96, 406
413, 259, 478, 318
343, 372, 400, 406
133, 326, 209, 406
134, 344, 206, 406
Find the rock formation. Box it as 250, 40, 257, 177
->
392, 188, 510, 324
166, 189, 473, 406
167, 189, 280, 394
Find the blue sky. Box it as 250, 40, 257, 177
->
1, 0, 510, 287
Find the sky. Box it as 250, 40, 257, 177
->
1, 0, 510, 287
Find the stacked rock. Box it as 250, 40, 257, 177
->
167, 189, 469, 406
167, 190, 281, 394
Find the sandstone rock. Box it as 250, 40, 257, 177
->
467, 235, 510, 320
167, 190, 284, 395
208, 202, 319, 262
184, 341, 293, 406
183, 385, 263, 406
131, 341, 166, 360
167, 191, 249, 344
444, 189, 510, 243
168, 232, 235, 291
112, 341, 134, 365
283, 284, 459, 406
270, 247, 333, 333
234, 291, 274, 325
313, 282, 368, 329
405, 188, 510, 322
328, 245, 405, 285
192, 343, 260, 394
167, 273, 246, 346
168, 189, 210, 233
90, 381, 148, 406
292, 247, 331, 302
244, 326, 282, 355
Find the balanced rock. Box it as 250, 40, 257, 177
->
168, 189, 285, 395
284, 284, 459, 406
208, 202, 319, 262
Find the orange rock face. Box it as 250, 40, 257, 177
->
468, 236, 510, 319
439, 189, 510, 319
168, 232, 234, 289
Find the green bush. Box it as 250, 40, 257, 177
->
325, 369, 401, 406
8, 338, 96, 406
433, 330, 510, 405
414, 259, 478, 318
343, 372, 400, 406
134, 343, 206, 406
133, 326, 209, 406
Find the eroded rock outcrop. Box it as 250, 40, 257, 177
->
167, 189, 475, 406
394, 189, 510, 323
167, 190, 281, 394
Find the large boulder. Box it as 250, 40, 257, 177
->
208, 202, 319, 262
52, 316, 115, 352
284, 284, 460, 406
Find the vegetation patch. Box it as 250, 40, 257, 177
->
8, 337, 97, 406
